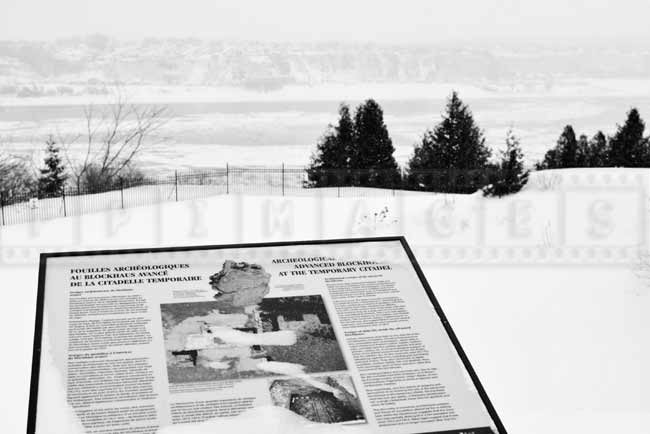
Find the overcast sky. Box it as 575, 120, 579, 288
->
1, 0, 648, 44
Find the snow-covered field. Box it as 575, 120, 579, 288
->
1, 168, 649, 433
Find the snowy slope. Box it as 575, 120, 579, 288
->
1, 168, 649, 433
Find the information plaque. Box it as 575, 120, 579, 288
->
29, 237, 506, 434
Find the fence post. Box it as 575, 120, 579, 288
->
62, 190, 67, 217
175, 170, 178, 202
120, 177, 124, 209
0, 192, 5, 226
337, 177, 341, 198
226, 163, 229, 195
336, 170, 341, 198
281, 163, 285, 196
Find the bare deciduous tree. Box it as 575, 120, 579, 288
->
62, 94, 168, 193
0, 142, 38, 200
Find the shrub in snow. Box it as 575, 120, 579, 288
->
483, 129, 529, 197
77, 163, 146, 193
0, 152, 37, 200
528, 171, 563, 191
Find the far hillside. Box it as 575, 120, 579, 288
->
3, 37, 650, 96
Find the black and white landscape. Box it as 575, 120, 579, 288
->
2, 2, 650, 434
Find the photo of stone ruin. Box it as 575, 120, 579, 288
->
160, 260, 348, 383
269, 374, 365, 425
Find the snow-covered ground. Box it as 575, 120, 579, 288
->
1, 168, 649, 433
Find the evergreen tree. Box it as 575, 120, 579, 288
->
587, 131, 609, 167
406, 91, 490, 192
538, 125, 578, 169
336, 103, 355, 163
38, 136, 67, 196
306, 104, 354, 186
349, 99, 400, 187
609, 108, 649, 167
536, 148, 559, 170
576, 134, 590, 167
558, 125, 578, 167
484, 129, 528, 196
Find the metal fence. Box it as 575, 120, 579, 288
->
0, 165, 500, 226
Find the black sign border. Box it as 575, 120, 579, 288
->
28, 236, 507, 434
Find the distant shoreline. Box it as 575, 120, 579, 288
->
4, 79, 650, 107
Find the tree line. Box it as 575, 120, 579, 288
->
536, 108, 650, 169
307, 92, 650, 196
2, 92, 649, 201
